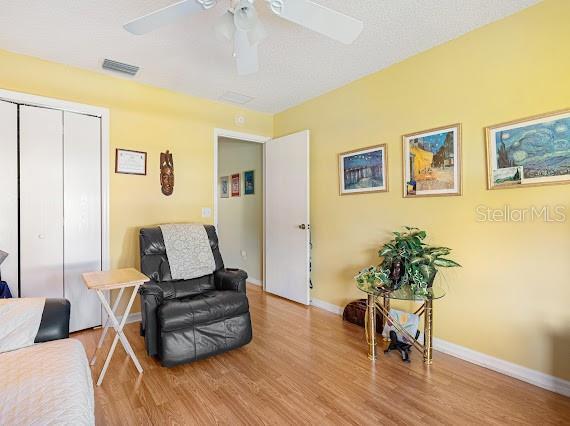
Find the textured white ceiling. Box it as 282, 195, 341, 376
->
0, 0, 539, 113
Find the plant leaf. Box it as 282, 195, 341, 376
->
427, 247, 451, 255
433, 258, 461, 267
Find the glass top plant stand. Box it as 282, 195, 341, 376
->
356, 280, 446, 364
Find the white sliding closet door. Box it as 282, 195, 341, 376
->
0, 101, 19, 297
64, 111, 102, 331
19, 106, 64, 298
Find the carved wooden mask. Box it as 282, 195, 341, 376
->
160, 150, 174, 196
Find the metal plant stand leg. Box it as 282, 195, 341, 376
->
424, 299, 433, 365
382, 296, 391, 341
366, 294, 377, 360
356, 278, 444, 364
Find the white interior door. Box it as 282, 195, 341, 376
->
0, 100, 18, 296
265, 130, 310, 305
20, 105, 64, 298
64, 111, 102, 332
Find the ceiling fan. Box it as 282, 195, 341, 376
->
123, 0, 363, 76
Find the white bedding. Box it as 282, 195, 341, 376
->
0, 338, 95, 425
0, 297, 45, 353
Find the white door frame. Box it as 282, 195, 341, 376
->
0, 88, 110, 317
213, 128, 270, 287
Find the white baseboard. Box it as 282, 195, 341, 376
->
247, 278, 263, 286
309, 299, 570, 397
311, 298, 343, 315
433, 338, 570, 397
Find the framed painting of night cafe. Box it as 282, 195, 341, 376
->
403, 123, 462, 198
338, 144, 388, 195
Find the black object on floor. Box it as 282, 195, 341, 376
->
384, 330, 420, 362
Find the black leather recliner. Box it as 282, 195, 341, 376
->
138, 225, 253, 367
36, 298, 70, 343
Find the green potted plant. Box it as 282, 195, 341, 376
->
377, 227, 460, 294
354, 266, 391, 291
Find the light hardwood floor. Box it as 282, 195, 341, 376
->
74, 284, 570, 425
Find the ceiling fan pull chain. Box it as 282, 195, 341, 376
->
266, 0, 284, 15
197, 0, 218, 9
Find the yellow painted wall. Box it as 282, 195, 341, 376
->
0, 48, 273, 312
275, 0, 570, 380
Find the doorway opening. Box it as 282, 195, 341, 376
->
214, 130, 268, 288
213, 129, 311, 305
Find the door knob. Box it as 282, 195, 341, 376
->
298, 224, 308, 230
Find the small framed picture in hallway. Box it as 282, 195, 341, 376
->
231, 173, 240, 197
220, 176, 229, 198
403, 123, 462, 198
244, 170, 255, 195
339, 144, 388, 195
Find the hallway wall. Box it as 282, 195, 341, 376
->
218, 138, 263, 283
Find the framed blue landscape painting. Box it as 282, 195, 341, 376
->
244, 170, 254, 195
486, 109, 570, 189
339, 144, 387, 195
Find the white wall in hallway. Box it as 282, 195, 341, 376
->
217, 138, 263, 282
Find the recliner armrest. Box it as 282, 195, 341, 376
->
139, 280, 166, 303
138, 280, 167, 357
35, 298, 70, 343
215, 268, 248, 293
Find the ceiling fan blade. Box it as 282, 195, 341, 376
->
234, 29, 259, 75
124, 0, 210, 35
271, 0, 363, 45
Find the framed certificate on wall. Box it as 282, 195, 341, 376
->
115, 148, 147, 175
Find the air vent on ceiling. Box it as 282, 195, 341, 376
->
219, 91, 254, 105
102, 59, 139, 76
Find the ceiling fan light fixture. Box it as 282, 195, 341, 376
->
197, 0, 218, 9
214, 10, 235, 41
123, 0, 364, 76
266, 0, 283, 15
233, 0, 258, 32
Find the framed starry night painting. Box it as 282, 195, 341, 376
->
486, 109, 570, 189
338, 144, 388, 195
